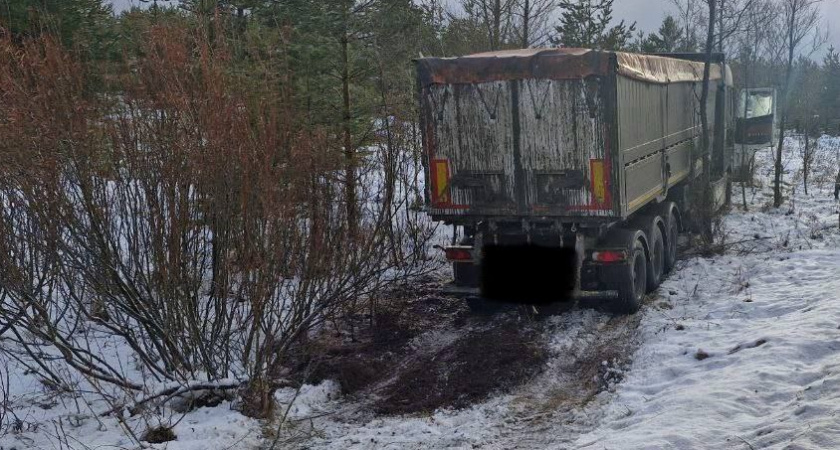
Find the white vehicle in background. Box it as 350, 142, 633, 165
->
732, 88, 778, 181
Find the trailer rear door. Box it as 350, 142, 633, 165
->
419, 50, 615, 220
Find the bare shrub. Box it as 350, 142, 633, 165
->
0, 21, 438, 427
0, 360, 12, 437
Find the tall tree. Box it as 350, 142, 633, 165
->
512, 0, 555, 47
439, 14, 494, 54
669, 0, 704, 52
672, 0, 759, 55
459, 0, 516, 50
640, 15, 685, 52
694, 0, 718, 241
820, 46, 840, 132
247, 0, 439, 236
733, 0, 778, 209
0, 0, 115, 56
249, 0, 377, 237
551, 0, 636, 50
772, 0, 824, 207
694, 0, 758, 237
789, 56, 822, 194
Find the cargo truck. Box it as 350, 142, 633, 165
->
416, 49, 735, 313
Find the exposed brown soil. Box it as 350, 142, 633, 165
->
288, 282, 469, 395
374, 321, 547, 415
286, 282, 549, 415
287, 281, 643, 419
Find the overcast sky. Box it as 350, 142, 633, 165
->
110, 0, 840, 54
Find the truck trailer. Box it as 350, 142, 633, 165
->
416, 48, 734, 313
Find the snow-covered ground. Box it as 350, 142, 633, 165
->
2, 136, 840, 449
578, 137, 840, 449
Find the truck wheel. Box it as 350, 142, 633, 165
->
646, 225, 665, 292
615, 240, 646, 314
664, 212, 679, 273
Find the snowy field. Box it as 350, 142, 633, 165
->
578, 137, 840, 449
2, 136, 840, 449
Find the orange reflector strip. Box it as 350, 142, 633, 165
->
431, 159, 451, 204
590, 159, 607, 206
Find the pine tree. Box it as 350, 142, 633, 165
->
550, 0, 636, 51
0, 0, 115, 55
640, 15, 684, 53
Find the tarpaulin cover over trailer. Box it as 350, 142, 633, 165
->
417, 48, 732, 223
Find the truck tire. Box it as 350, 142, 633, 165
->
614, 239, 647, 314
664, 211, 679, 273
646, 225, 665, 292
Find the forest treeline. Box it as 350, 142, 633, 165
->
3, 0, 839, 138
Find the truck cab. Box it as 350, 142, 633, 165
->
732, 88, 777, 181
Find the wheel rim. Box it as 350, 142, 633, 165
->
668, 221, 677, 263
654, 237, 664, 279
634, 252, 646, 300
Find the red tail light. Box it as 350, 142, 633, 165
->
592, 250, 627, 263
444, 246, 473, 261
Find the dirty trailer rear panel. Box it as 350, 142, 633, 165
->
417, 48, 728, 225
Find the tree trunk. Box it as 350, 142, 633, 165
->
803, 131, 810, 195
740, 32, 754, 212
718, 0, 725, 52
521, 0, 530, 48
773, 119, 787, 207
774, 11, 797, 208
697, 0, 717, 241
492, 0, 502, 50
740, 156, 748, 210
341, 31, 358, 239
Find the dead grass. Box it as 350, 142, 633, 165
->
142, 426, 176, 443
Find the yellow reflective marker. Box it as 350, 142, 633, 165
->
590, 159, 606, 205
432, 159, 450, 204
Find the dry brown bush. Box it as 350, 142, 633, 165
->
0, 23, 438, 422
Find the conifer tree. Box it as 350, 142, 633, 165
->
551, 0, 636, 50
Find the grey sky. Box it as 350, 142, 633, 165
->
110, 0, 840, 54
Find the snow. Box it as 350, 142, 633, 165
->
3, 136, 840, 449
0, 393, 262, 450
576, 136, 840, 449
579, 248, 840, 449
276, 380, 342, 420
